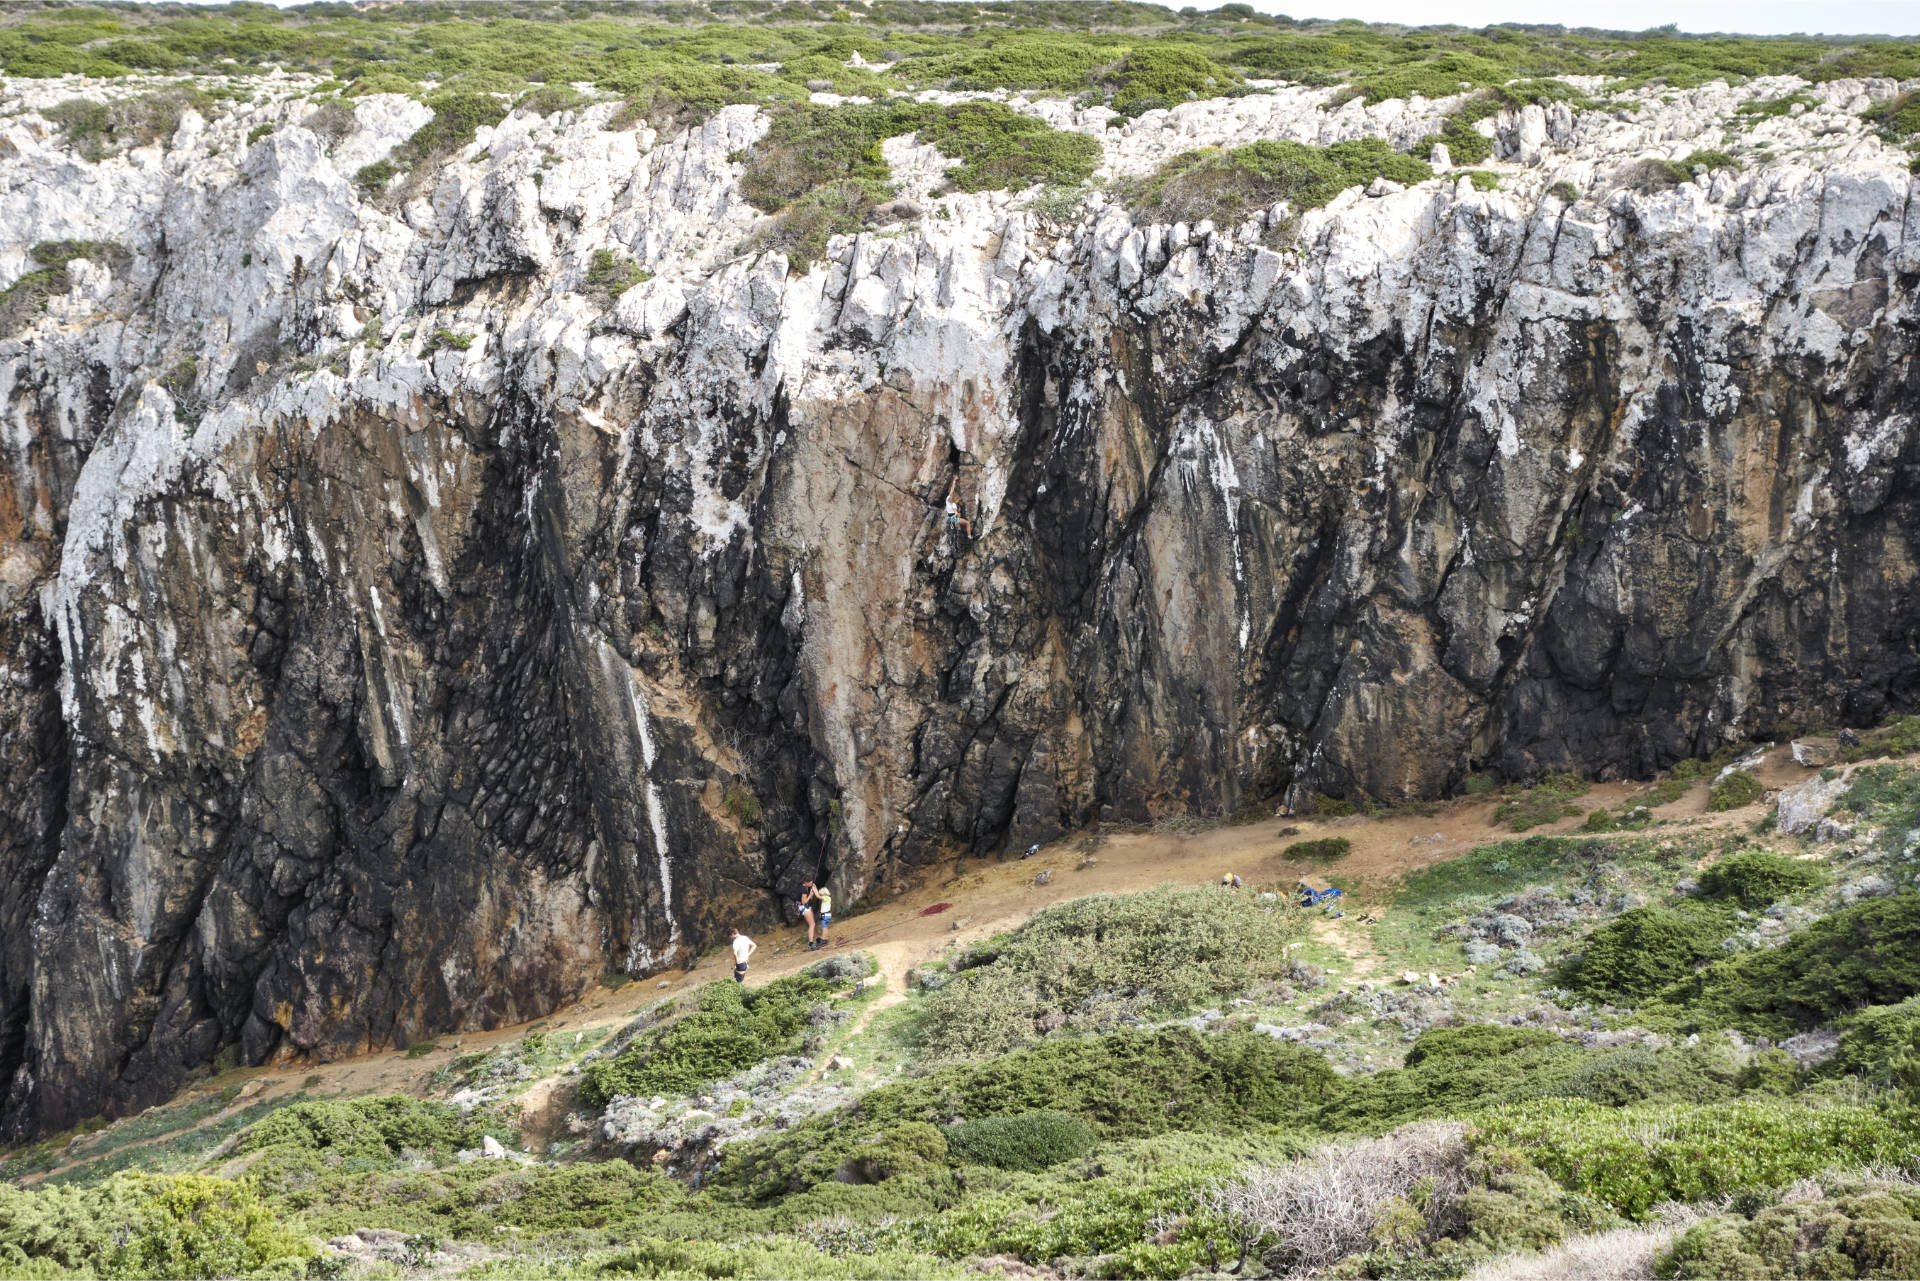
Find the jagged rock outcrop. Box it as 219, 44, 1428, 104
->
1, 70, 1916, 1135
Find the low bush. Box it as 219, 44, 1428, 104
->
1698, 850, 1821, 908
1100, 45, 1238, 106
1207, 1122, 1471, 1275
578, 975, 831, 1106
1127, 136, 1431, 226
910, 884, 1301, 1062
1656, 894, 1920, 1036
582, 1235, 968, 1280
1706, 769, 1762, 811
1415, 93, 1499, 165
1559, 906, 1729, 1003
0, 1174, 310, 1280
1284, 837, 1351, 861
1659, 1177, 1920, 1278
43, 87, 212, 161
236, 1096, 492, 1164
1461, 169, 1499, 190
1622, 157, 1693, 192
0, 239, 123, 335
1493, 772, 1590, 833
1825, 997, 1920, 1094
355, 159, 395, 192
1865, 91, 1920, 141
401, 90, 507, 161
943, 1110, 1096, 1172
716, 1028, 1337, 1200
1476, 1096, 1920, 1219
1681, 148, 1740, 172
1736, 91, 1817, 117
583, 248, 651, 298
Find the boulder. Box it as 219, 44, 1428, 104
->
1776, 774, 1849, 835
1791, 738, 1838, 767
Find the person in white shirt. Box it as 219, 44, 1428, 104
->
730, 928, 756, 984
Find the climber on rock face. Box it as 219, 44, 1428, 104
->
944, 479, 974, 539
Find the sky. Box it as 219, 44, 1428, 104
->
1237, 0, 1920, 36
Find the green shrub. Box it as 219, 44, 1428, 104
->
582, 1235, 968, 1280
1493, 772, 1591, 832
1658, 895, 1920, 1036
1128, 135, 1431, 226
583, 248, 651, 297
1825, 997, 1920, 1093
1623, 157, 1693, 192
1560, 906, 1729, 1003
0, 239, 124, 335
1402, 1025, 1562, 1068
405, 1040, 438, 1059
44, 87, 212, 161
910, 884, 1302, 1062
355, 159, 395, 191
1583, 809, 1616, 832
1659, 1186, 1920, 1280
578, 975, 831, 1107
1698, 850, 1821, 908
842, 1123, 949, 1185
1681, 148, 1739, 172
1462, 772, 1500, 796
517, 84, 591, 116
1102, 45, 1237, 106
246, 122, 274, 143
1310, 792, 1358, 817
1706, 769, 1762, 811
1548, 179, 1579, 202
717, 1028, 1337, 1200
0, 1173, 310, 1280
1284, 837, 1350, 861
401, 91, 506, 161
908, 101, 1101, 193
1736, 91, 1817, 117
235, 1096, 488, 1162
1477, 1097, 1920, 1219
1413, 93, 1499, 166
943, 1110, 1097, 1172
115, 1175, 312, 1280
1865, 91, 1920, 140
1461, 169, 1499, 190
0, 1176, 145, 1275
424, 327, 474, 353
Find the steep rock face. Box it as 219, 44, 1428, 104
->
0, 71, 1915, 1135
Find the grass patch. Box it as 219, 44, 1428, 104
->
582, 248, 652, 298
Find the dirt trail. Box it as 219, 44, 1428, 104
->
12, 743, 1861, 1177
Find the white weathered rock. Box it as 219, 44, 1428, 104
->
1776, 774, 1850, 834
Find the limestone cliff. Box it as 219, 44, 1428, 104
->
1, 71, 1915, 1136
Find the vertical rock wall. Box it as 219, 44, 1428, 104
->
0, 72, 1915, 1135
